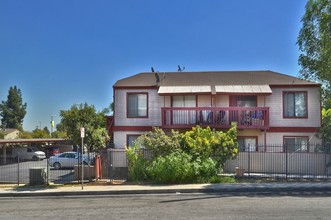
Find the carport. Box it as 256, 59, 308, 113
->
0, 138, 65, 165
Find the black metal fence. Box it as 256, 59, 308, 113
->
224, 144, 331, 179
0, 156, 95, 186
105, 144, 331, 181
1, 145, 330, 185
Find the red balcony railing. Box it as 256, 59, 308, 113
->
161, 107, 269, 130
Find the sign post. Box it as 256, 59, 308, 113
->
80, 127, 85, 190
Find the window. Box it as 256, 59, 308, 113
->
68, 153, 76, 158
235, 96, 257, 107
59, 153, 67, 158
172, 95, 196, 107
283, 92, 307, 118
127, 135, 140, 147
127, 93, 148, 118
237, 137, 257, 152
230, 96, 257, 125
284, 137, 308, 152
172, 96, 197, 124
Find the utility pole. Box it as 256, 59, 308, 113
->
80, 127, 85, 190
50, 116, 55, 137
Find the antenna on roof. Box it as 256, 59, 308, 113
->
177, 65, 185, 72
152, 66, 160, 85
155, 72, 160, 84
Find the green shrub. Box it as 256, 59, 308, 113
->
147, 151, 195, 183
192, 157, 218, 183
146, 151, 219, 184
137, 128, 182, 159
181, 125, 238, 169
126, 125, 239, 184
126, 144, 149, 182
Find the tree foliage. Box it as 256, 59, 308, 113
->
43, 126, 50, 135
19, 131, 33, 139
181, 125, 238, 168
59, 103, 109, 151
297, 0, 331, 105
0, 86, 27, 130
102, 102, 114, 115
137, 128, 182, 159
51, 130, 67, 138
32, 128, 50, 138
319, 108, 331, 144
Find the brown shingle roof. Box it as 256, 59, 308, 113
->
113, 70, 319, 88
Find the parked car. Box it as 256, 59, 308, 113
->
44, 146, 60, 158
48, 152, 90, 169
12, 147, 46, 161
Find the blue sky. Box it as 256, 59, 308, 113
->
0, 0, 307, 131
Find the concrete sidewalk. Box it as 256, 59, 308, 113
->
1, 182, 331, 197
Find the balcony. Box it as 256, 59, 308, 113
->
161, 107, 269, 130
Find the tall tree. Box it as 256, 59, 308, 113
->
297, 0, 331, 106
320, 108, 331, 145
43, 126, 50, 135
102, 102, 114, 115
32, 128, 50, 138
59, 103, 109, 151
0, 86, 27, 130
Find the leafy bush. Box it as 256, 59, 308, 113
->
147, 151, 195, 183
192, 157, 218, 183
126, 144, 149, 182
126, 125, 239, 184
137, 128, 182, 159
146, 151, 219, 184
181, 125, 238, 169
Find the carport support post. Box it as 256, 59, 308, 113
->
46, 158, 49, 185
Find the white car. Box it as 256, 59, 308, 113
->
12, 147, 46, 161
49, 152, 90, 169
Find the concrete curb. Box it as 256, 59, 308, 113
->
1, 183, 331, 197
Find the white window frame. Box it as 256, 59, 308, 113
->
283, 91, 307, 118
284, 137, 308, 152
127, 93, 148, 118
237, 137, 257, 152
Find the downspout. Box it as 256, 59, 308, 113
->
211, 85, 216, 131
264, 95, 267, 152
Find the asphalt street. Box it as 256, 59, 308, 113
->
1, 193, 330, 220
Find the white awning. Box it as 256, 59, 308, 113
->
215, 85, 272, 94
158, 85, 272, 95
158, 86, 212, 94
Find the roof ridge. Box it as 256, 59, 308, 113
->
114, 70, 320, 87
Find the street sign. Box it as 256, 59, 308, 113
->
80, 127, 85, 138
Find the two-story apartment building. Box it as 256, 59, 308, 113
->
109, 70, 321, 152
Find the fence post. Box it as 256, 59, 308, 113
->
326, 143, 330, 178
46, 158, 49, 185
285, 145, 288, 180
248, 150, 251, 177
17, 153, 20, 186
